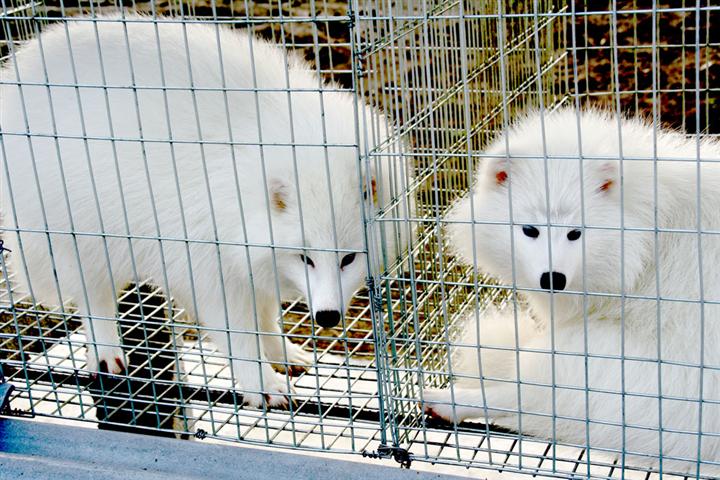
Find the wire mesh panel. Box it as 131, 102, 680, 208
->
0, 0, 396, 454
1, 0, 720, 478
357, 1, 720, 479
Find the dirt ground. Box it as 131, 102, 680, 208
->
4, 1, 717, 130
570, 0, 719, 133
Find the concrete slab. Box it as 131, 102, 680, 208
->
0, 418, 467, 480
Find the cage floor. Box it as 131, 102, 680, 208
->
0, 252, 707, 480
0, 273, 386, 452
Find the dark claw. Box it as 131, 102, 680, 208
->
424, 405, 438, 418
98, 360, 109, 374
262, 393, 292, 409
288, 365, 306, 377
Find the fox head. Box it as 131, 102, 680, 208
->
251, 86, 411, 329
445, 110, 654, 319
266, 144, 409, 329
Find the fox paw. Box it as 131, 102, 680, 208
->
421, 388, 458, 422
286, 341, 314, 364
284, 341, 315, 375
86, 345, 126, 376
424, 402, 460, 423
242, 372, 293, 409
270, 341, 314, 376
422, 388, 490, 424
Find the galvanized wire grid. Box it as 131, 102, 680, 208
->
1, 0, 719, 479
360, 0, 719, 479
2, 268, 389, 448
0, 0, 386, 455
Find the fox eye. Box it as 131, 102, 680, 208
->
299, 254, 315, 268
567, 229, 582, 241
522, 225, 539, 238
340, 253, 356, 269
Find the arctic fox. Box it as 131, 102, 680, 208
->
0, 17, 410, 407
423, 109, 720, 474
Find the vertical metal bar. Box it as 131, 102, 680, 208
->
568, 1, 594, 476
239, 0, 279, 436
495, 0, 519, 468
273, 0, 323, 444
609, 1, 628, 474
531, 0, 554, 470
649, 0, 665, 475
350, 0, 391, 448
692, 1, 706, 476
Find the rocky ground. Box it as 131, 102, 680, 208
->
4, 1, 716, 130
570, 0, 719, 134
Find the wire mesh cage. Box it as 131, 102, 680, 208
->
1, 0, 719, 479
0, 0, 395, 454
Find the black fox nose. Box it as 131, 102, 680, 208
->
315, 310, 341, 328
540, 271, 566, 291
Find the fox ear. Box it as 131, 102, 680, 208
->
363, 177, 378, 204
494, 169, 508, 185
596, 161, 618, 194
269, 179, 288, 212
484, 159, 509, 187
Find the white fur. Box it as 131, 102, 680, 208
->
423, 109, 720, 475
0, 17, 410, 407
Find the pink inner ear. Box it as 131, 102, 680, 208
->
495, 170, 508, 185
599, 180, 613, 192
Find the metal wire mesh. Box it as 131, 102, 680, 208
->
362, 2, 720, 478
1, 1, 719, 479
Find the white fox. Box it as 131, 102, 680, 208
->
0, 17, 410, 407
423, 109, 720, 475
